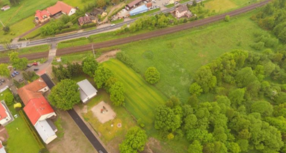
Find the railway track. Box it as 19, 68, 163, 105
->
0, 0, 269, 63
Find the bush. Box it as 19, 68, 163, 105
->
4, 92, 14, 106
251, 42, 265, 50
144, 67, 160, 84
137, 118, 145, 128
2, 26, 10, 33
225, 15, 230, 22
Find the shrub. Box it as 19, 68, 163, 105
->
2, 26, 10, 33
251, 42, 265, 50
225, 15, 230, 22
144, 67, 160, 84
137, 118, 145, 128
4, 92, 14, 106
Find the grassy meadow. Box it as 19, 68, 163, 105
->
109, 10, 268, 103
103, 59, 167, 133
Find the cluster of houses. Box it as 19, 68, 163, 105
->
78, 8, 107, 26
34, 1, 76, 24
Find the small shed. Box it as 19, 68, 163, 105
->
77, 79, 97, 103
129, 5, 148, 16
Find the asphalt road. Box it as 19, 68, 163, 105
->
0, 0, 200, 51
0, 0, 269, 62
40, 74, 108, 153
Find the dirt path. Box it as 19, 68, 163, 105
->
103, 3, 125, 23
7, 4, 24, 23
97, 50, 120, 63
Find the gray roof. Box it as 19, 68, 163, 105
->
77, 79, 97, 102
177, 5, 188, 13
34, 120, 57, 144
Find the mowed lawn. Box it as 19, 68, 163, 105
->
103, 59, 167, 131
205, 0, 237, 13
118, 10, 268, 102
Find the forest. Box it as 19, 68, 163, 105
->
152, 0, 286, 152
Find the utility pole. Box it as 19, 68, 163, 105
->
92, 44, 95, 58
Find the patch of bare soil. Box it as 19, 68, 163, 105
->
142, 137, 162, 153
97, 50, 120, 63
47, 110, 97, 153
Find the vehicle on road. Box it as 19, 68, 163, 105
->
110, 24, 116, 26
34, 68, 39, 71
0, 79, 5, 82
32, 62, 38, 66
27, 64, 32, 68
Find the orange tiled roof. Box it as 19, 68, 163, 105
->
0, 103, 7, 121
47, 1, 73, 15
18, 79, 48, 105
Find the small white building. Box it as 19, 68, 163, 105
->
77, 79, 97, 103
0, 101, 12, 126
34, 120, 57, 144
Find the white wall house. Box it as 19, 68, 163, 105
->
77, 79, 98, 103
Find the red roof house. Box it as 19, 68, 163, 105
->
35, 10, 50, 22
47, 1, 76, 16
0, 101, 12, 126
18, 79, 49, 105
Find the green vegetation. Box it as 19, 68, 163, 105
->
8, 52, 28, 70
0, 63, 9, 77
82, 56, 98, 77
117, 9, 271, 102
119, 126, 147, 152
144, 67, 160, 84
103, 59, 167, 131
48, 79, 81, 110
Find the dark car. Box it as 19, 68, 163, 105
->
13, 71, 19, 75
34, 68, 39, 71
0, 79, 5, 82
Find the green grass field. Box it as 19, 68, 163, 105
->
112, 10, 269, 103
103, 59, 167, 132
0, 89, 42, 153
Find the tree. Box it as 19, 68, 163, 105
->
110, 81, 125, 106
228, 88, 245, 108
48, 79, 80, 110
119, 126, 147, 153
189, 83, 203, 96
225, 15, 230, 22
251, 101, 273, 117
8, 52, 28, 70
228, 142, 241, 153
188, 140, 203, 153
94, 66, 113, 89
2, 26, 10, 33
144, 67, 160, 84
194, 66, 217, 93
0, 64, 10, 77
4, 92, 14, 106
154, 106, 181, 132
82, 56, 98, 77
235, 67, 257, 87
166, 96, 181, 108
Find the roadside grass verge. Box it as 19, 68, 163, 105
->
0, 45, 49, 58
103, 59, 167, 134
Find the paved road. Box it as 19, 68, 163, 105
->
0, 0, 269, 62
0, 0, 200, 51
40, 74, 108, 153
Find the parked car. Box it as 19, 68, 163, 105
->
110, 24, 115, 26
0, 79, 5, 82
19, 78, 23, 82
32, 62, 38, 66
13, 71, 19, 75
34, 68, 39, 71
27, 64, 32, 68
0, 82, 2, 86
11, 74, 15, 77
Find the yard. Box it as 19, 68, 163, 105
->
102, 59, 167, 133
0, 89, 42, 153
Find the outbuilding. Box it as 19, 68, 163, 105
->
129, 5, 148, 16
77, 79, 98, 103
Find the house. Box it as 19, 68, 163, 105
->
17, 78, 49, 105
0, 101, 12, 126
126, 0, 143, 10
0, 141, 6, 153
77, 79, 97, 103
34, 1, 76, 23
0, 6, 10, 11
18, 79, 57, 144
35, 10, 50, 23
129, 5, 148, 16
0, 126, 8, 142
78, 16, 91, 26
89, 8, 104, 17
47, 1, 76, 16
172, 5, 192, 18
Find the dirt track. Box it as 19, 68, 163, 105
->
0, 0, 269, 63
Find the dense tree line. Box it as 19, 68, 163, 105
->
52, 62, 82, 81
154, 49, 286, 152
252, 0, 286, 42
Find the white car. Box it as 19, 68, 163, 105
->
110, 24, 116, 26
